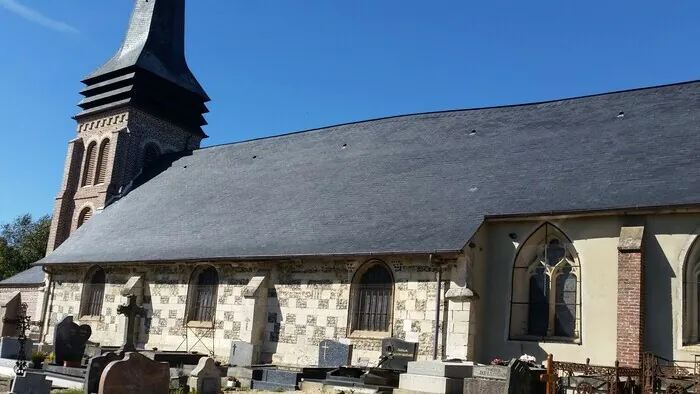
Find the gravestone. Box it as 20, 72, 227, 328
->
10, 371, 52, 394
98, 352, 169, 394
188, 357, 221, 394
53, 316, 92, 365
318, 340, 352, 368
379, 338, 418, 371
84, 352, 122, 394
84, 342, 102, 361
0, 337, 33, 359
463, 359, 532, 394
0, 292, 21, 337
229, 341, 256, 366
116, 295, 145, 352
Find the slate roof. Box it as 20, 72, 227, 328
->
38, 80, 700, 265
0, 266, 45, 286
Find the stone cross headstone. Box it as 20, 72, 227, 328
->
188, 357, 221, 394
10, 371, 52, 394
53, 316, 92, 365
84, 352, 122, 394
379, 338, 418, 371
98, 352, 169, 394
117, 295, 145, 352
228, 341, 256, 366
464, 359, 532, 394
318, 340, 353, 368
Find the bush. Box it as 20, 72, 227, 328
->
31, 351, 47, 364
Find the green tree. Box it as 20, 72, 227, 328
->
0, 214, 51, 279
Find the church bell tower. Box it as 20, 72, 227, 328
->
46, 0, 209, 252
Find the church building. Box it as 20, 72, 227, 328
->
31, 0, 700, 369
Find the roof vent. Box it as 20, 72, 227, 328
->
617, 111, 625, 118
253, 155, 257, 159
469, 129, 476, 135
342, 143, 347, 149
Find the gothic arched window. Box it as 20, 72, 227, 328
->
80, 267, 105, 317
510, 223, 581, 341
94, 139, 111, 185
77, 207, 93, 229
143, 143, 161, 169
82, 141, 98, 186
187, 266, 218, 323
350, 261, 394, 333
683, 238, 700, 345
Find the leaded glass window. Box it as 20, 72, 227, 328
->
511, 223, 581, 341
189, 267, 218, 322
81, 267, 105, 317
351, 262, 393, 332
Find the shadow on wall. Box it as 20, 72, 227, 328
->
644, 231, 674, 360
261, 286, 280, 364
138, 282, 153, 350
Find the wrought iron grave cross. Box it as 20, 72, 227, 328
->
117, 295, 145, 352
2, 303, 40, 375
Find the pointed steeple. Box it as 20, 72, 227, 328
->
76, 0, 209, 136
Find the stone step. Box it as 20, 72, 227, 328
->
251, 380, 298, 392
398, 373, 464, 394
263, 368, 301, 385
406, 361, 474, 379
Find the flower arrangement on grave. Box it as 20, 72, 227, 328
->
46, 352, 54, 364
490, 358, 509, 366
31, 351, 47, 368
519, 354, 537, 366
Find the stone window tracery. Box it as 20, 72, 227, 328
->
510, 223, 581, 341
80, 267, 105, 317
350, 261, 394, 333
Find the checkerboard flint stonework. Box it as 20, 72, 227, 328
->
45, 255, 459, 366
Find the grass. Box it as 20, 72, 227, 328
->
53, 390, 83, 394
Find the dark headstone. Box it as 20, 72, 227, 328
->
10, 371, 51, 394
228, 341, 256, 366
464, 359, 533, 394
0, 337, 33, 359
85, 352, 122, 394
318, 340, 352, 368
379, 338, 418, 371
53, 316, 92, 365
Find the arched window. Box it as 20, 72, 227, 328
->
82, 141, 98, 186
77, 207, 93, 228
510, 223, 581, 341
94, 139, 110, 185
81, 267, 105, 317
350, 261, 394, 333
143, 143, 161, 169
683, 238, 700, 345
187, 266, 218, 322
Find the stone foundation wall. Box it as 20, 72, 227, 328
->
45, 254, 458, 366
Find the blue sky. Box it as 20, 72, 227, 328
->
1, 0, 699, 224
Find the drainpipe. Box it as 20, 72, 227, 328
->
432, 254, 442, 360
40, 265, 54, 345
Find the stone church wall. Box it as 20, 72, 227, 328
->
44, 254, 456, 366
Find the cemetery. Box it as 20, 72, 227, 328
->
0, 285, 667, 394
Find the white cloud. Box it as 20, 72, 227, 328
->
0, 0, 78, 34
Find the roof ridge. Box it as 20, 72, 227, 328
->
198, 78, 700, 152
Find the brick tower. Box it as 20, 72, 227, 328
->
46, 0, 209, 252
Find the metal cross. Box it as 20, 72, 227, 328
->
231, 343, 237, 356
2, 303, 40, 375
117, 295, 145, 352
